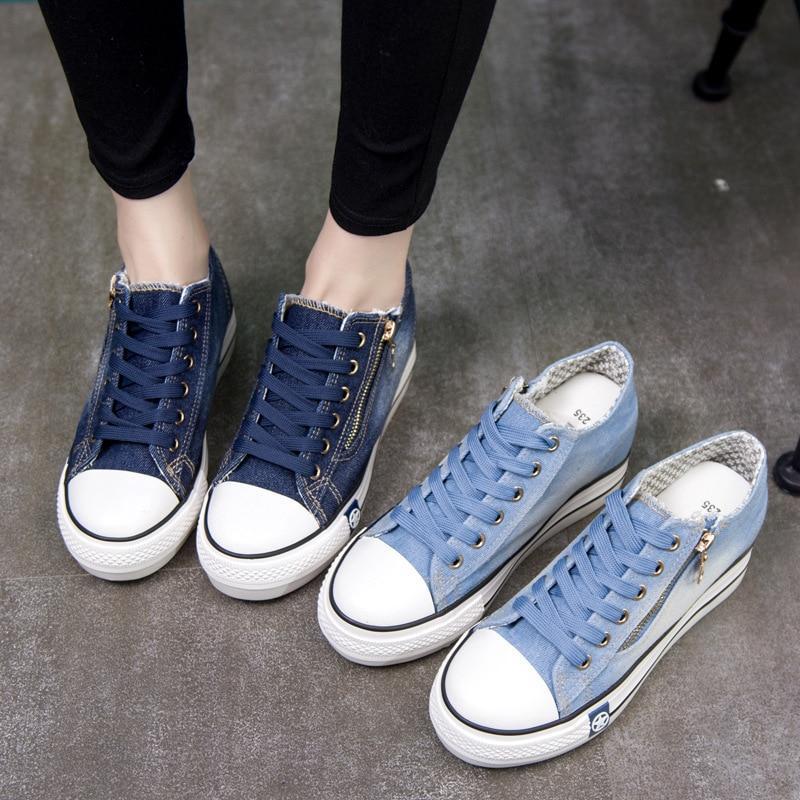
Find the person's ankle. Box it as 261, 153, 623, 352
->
114, 169, 210, 286
301, 211, 410, 311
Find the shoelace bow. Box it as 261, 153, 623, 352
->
96, 297, 197, 448
389, 403, 557, 566
233, 314, 361, 477
512, 490, 676, 668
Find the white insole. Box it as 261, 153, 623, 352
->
655, 461, 751, 519
535, 372, 621, 429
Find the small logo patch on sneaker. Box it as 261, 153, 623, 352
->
589, 703, 610, 735
346, 500, 361, 531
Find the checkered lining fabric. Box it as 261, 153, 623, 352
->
521, 344, 630, 409
638, 432, 764, 497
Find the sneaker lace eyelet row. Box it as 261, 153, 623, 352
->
232, 313, 363, 479
388, 403, 560, 567
95, 295, 201, 449
511, 490, 678, 670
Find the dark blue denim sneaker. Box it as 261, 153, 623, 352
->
196, 265, 416, 600
56, 248, 235, 581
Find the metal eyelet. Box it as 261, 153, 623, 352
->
181, 380, 190, 397
599, 632, 611, 647
635, 585, 647, 601
530, 462, 542, 478
175, 409, 185, 427
357, 332, 366, 349
321, 438, 330, 455
193, 300, 202, 315
493, 510, 504, 525
183, 354, 195, 370
311, 464, 321, 480
341, 385, 350, 402
579, 656, 591, 670
617, 609, 629, 624
471, 533, 486, 549
547, 435, 560, 452
669, 535, 681, 551
348, 359, 359, 375
449, 555, 463, 569
169, 437, 180, 452
653, 560, 664, 576
191, 327, 198, 342
331, 412, 341, 429
512, 487, 524, 501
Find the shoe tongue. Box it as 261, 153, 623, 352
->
231, 296, 348, 488
272, 296, 346, 404
546, 495, 668, 622
627, 496, 670, 527
122, 284, 182, 413
128, 282, 183, 315
428, 379, 545, 530
94, 282, 182, 475
283, 296, 346, 332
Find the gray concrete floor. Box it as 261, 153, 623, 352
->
1, 1, 799, 798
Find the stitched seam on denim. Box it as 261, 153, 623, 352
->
127, 284, 183, 294
287, 296, 347, 318
70, 302, 118, 478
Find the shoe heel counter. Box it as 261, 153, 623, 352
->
209, 246, 234, 325
600, 368, 638, 472
734, 443, 769, 551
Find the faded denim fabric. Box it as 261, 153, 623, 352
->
480, 431, 768, 715
66, 247, 233, 500
364, 342, 638, 611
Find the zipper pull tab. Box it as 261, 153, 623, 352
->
694, 527, 717, 583
382, 319, 397, 368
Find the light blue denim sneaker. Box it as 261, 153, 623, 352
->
56, 248, 236, 581
318, 342, 637, 665
196, 265, 416, 600
429, 431, 768, 767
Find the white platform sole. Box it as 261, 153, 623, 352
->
196, 344, 416, 601
429, 548, 752, 767
55, 311, 236, 582
317, 459, 629, 666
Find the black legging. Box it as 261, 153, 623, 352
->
38, 1, 495, 236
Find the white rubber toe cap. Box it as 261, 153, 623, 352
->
331, 536, 435, 627
67, 469, 179, 539
443, 628, 559, 731
205, 481, 318, 555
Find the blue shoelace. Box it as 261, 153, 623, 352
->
512, 491, 677, 669
389, 403, 557, 566
97, 297, 197, 448
233, 314, 361, 477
